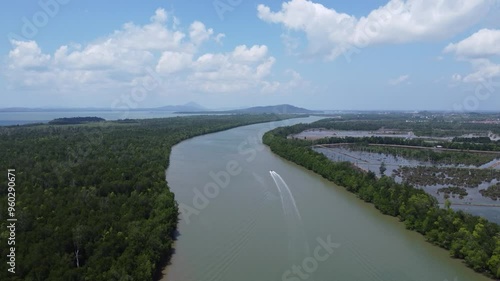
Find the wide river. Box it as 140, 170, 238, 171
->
161, 117, 490, 281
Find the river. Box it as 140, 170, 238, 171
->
161, 116, 490, 281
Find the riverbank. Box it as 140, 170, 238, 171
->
162, 117, 491, 281
0, 114, 302, 280
264, 125, 500, 280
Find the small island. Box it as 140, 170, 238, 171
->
48, 116, 106, 125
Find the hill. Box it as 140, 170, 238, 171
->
149, 102, 206, 112
177, 104, 320, 114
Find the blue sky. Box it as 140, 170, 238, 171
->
1, 0, 500, 111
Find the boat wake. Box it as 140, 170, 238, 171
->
269, 170, 311, 272
269, 170, 302, 221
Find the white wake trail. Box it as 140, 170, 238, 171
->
270, 171, 302, 221
269, 170, 311, 271
269, 171, 289, 217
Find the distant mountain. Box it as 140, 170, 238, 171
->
235, 104, 319, 114
0, 103, 318, 114
149, 102, 206, 112
177, 104, 321, 114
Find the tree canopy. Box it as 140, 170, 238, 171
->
264, 121, 500, 279
0, 114, 297, 281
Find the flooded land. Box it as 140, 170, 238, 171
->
314, 145, 500, 208
163, 117, 492, 281
290, 114, 500, 225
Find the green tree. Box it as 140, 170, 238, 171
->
379, 161, 387, 176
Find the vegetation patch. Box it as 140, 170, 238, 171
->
437, 187, 468, 199
264, 120, 500, 279
48, 116, 106, 125
0, 114, 296, 281
348, 144, 498, 166
480, 184, 500, 201
394, 166, 500, 187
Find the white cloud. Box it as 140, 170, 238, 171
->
189, 21, 214, 46
444, 29, 500, 83
231, 45, 269, 62
257, 0, 491, 60
451, 73, 463, 81
389, 74, 410, 85
215, 33, 225, 44
462, 59, 500, 82
156, 51, 193, 74
151, 8, 168, 23
8, 40, 50, 69
5, 41, 118, 91
3, 8, 299, 103
187, 45, 277, 93
444, 28, 500, 58
113, 11, 187, 52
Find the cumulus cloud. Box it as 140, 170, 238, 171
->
462, 59, 500, 82
189, 21, 215, 46
231, 45, 269, 62
187, 45, 277, 93
257, 0, 491, 60
8, 40, 50, 69
156, 51, 193, 74
151, 8, 168, 23
389, 74, 410, 85
3, 8, 299, 103
444, 29, 500, 58
444, 28, 500, 83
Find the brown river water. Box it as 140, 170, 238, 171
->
161, 117, 490, 281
